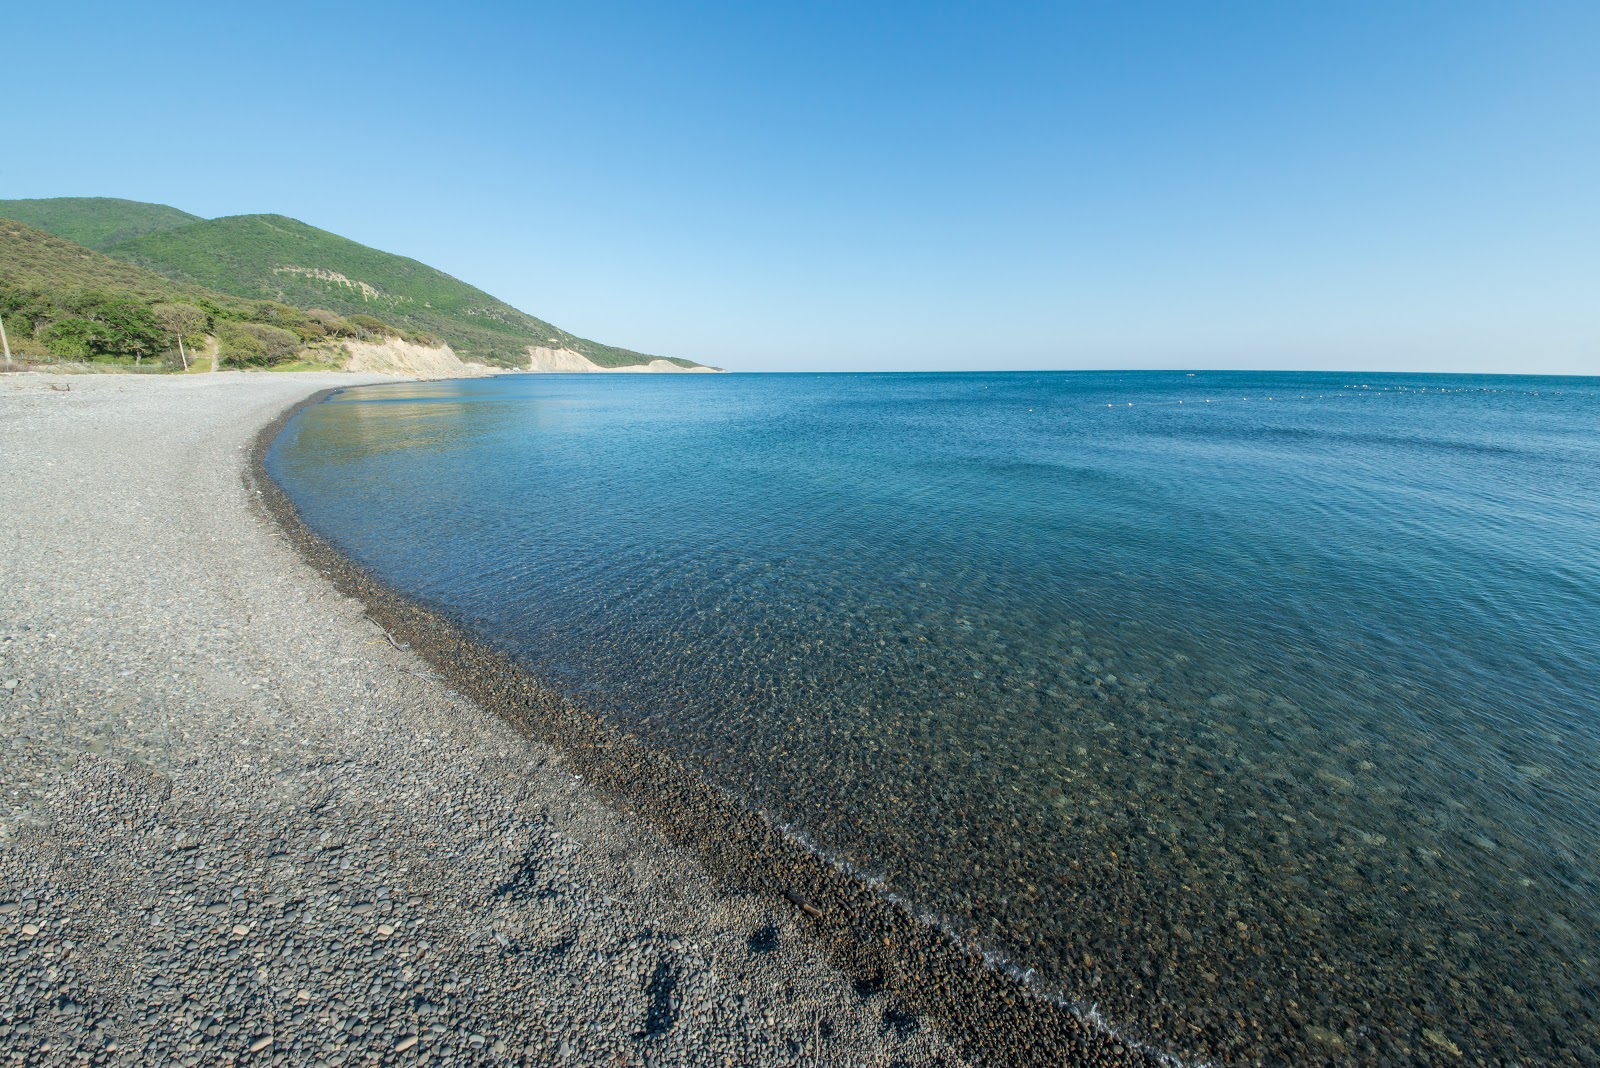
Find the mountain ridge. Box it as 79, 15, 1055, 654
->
0, 197, 202, 250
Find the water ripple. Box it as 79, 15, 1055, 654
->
270, 370, 1600, 1065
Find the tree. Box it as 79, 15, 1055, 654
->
152, 303, 207, 368
151, 302, 205, 342
84, 299, 164, 365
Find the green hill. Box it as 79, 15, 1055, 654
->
100, 213, 693, 368
1, 218, 434, 367
0, 197, 203, 250
3, 197, 706, 369
0, 216, 207, 302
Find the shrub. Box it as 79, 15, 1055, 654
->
43, 317, 97, 359
305, 308, 355, 337
218, 321, 301, 365
250, 300, 300, 326
346, 313, 390, 338
0, 286, 58, 337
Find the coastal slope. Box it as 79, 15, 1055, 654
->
526, 345, 724, 373
0, 218, 445, 368
1, 197, 719, 371
341, 337, 492, 379
0, 373, 950, 1065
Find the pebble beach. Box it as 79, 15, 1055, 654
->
0, 372, 977, 1067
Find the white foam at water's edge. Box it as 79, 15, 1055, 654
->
760, 809, 1214, 1068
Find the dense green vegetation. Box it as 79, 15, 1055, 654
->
1, 197, 706, 369
0, 197, 202, 250
0, 219, 432, 367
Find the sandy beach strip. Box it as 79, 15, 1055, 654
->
0, 372, 970, 1066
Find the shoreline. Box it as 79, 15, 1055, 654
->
0, 372, 967, 1066
253, 381, 1165, 1068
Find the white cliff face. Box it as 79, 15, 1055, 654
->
338, 339, 719, 377
341, 338, 495, 379
526, 346, 721, 373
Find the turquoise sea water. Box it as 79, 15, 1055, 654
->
269, 371, 1600, 1065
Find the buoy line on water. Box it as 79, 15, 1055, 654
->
1094, 393, 1344, 410
1087, 383, 1537, 410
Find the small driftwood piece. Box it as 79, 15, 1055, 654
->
785, 889, 823, 920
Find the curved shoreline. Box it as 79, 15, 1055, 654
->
0, 371, 972, 1066
252, 382, 1168, 1068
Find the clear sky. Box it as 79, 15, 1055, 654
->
6, 1, 1597, 374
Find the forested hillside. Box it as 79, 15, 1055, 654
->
0, 197, 202, 250
0, 218, 434, 367
3, 197, 704, 369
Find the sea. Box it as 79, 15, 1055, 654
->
267, 370, 1600, 1065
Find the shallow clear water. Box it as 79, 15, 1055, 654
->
270, 371, 1600, 1064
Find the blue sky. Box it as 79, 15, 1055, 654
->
6, 1, 1597, 373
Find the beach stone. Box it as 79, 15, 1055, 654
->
0, 373, 978, 1068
